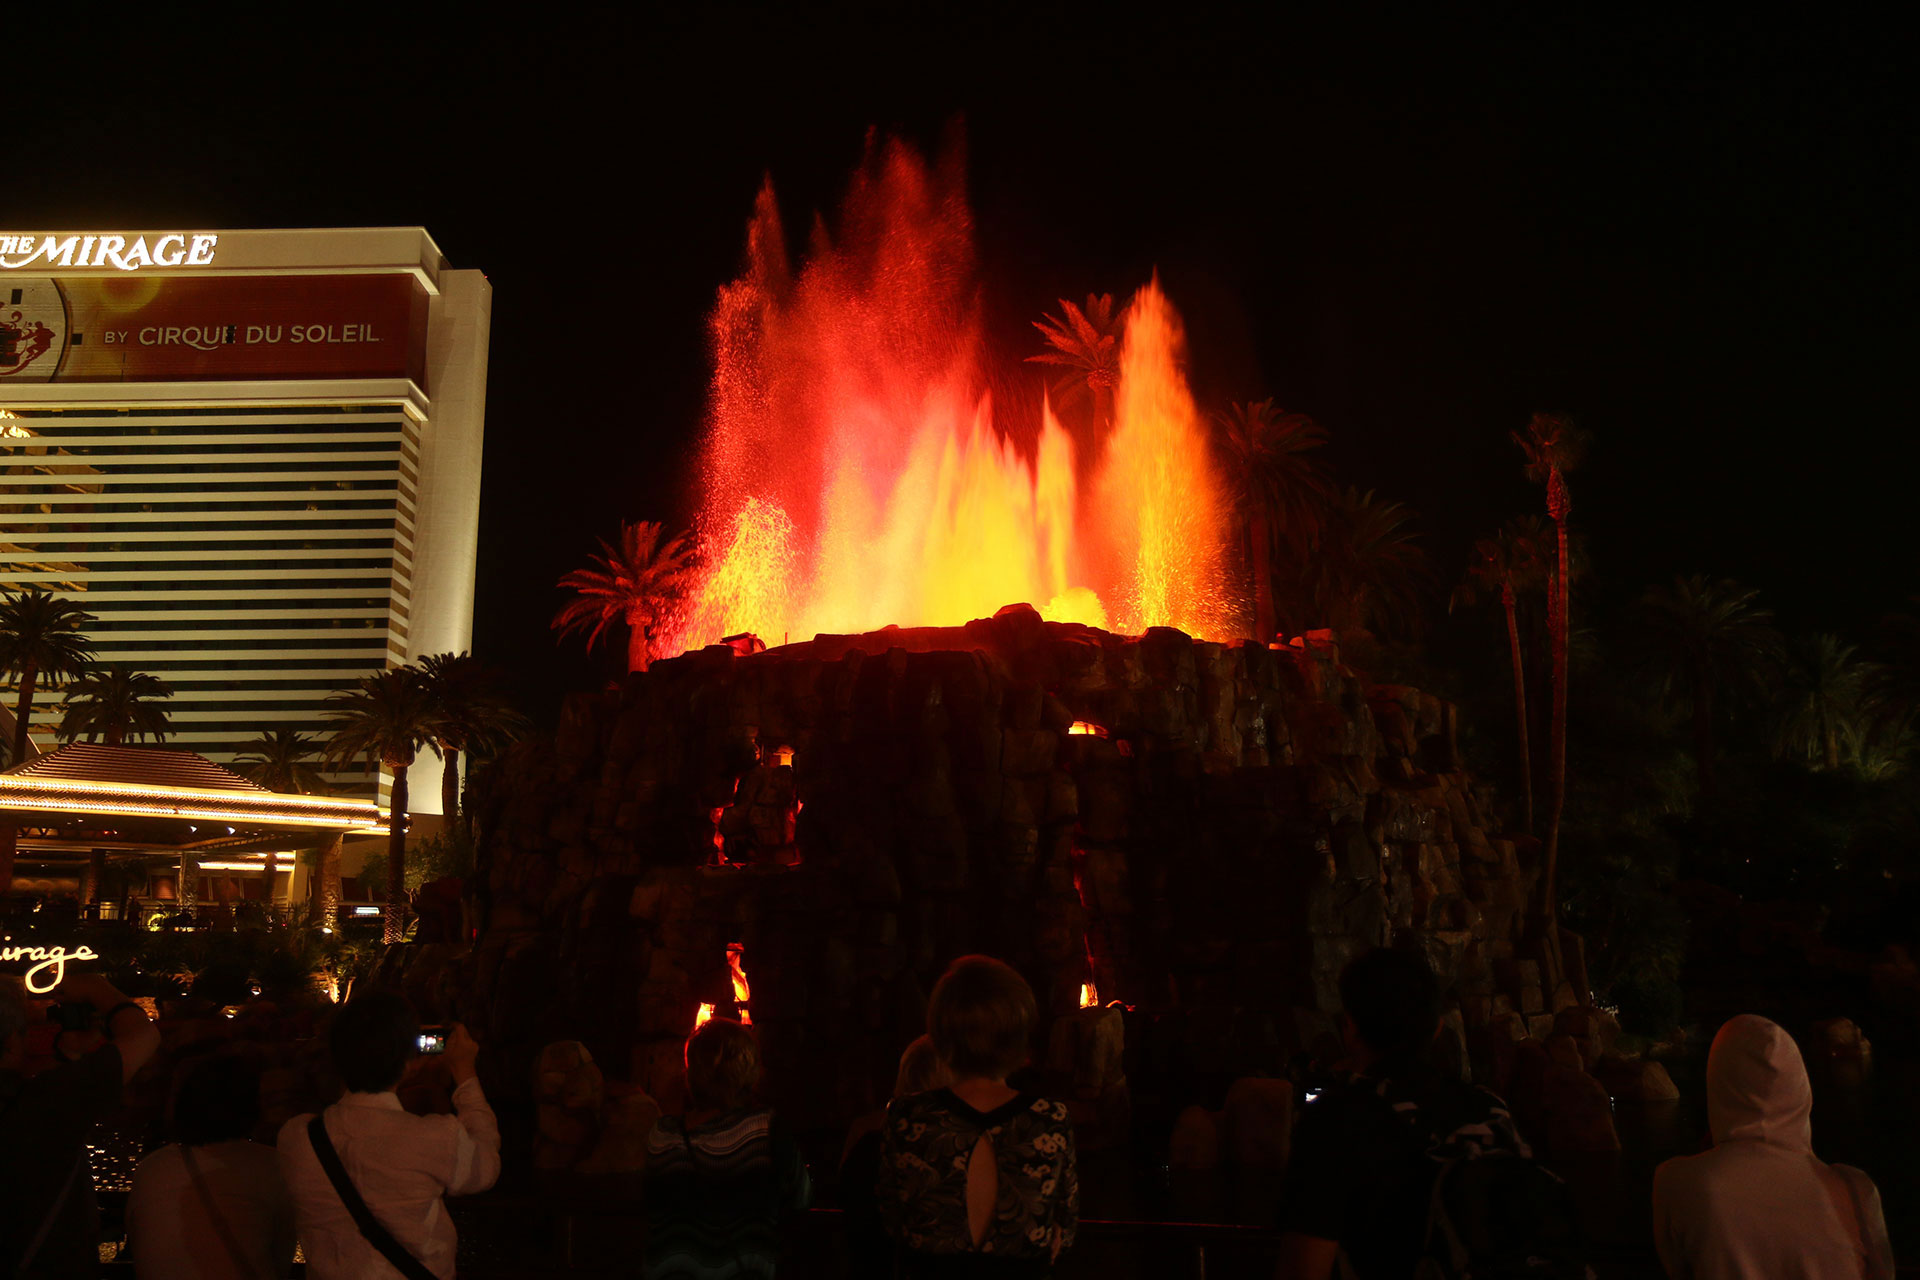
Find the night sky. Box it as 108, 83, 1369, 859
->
9, 11, 1912, 722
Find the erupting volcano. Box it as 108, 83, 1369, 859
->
668, 138, 1240, 653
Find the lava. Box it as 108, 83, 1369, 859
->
672, 137, 1240, 655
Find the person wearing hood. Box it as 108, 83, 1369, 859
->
1653, 1014, 1894, 1279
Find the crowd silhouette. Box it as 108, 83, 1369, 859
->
0, 949, 1899, 1278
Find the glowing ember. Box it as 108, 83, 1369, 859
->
694, 1002, 715, 1031
728, 943, 752, 1026
1080, 981, 1099, 1008
671, 138, 1240, 654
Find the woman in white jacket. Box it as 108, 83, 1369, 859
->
1653, 1014, 1894, 1279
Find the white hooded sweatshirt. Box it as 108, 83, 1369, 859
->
1653, 1015, 1894, 1279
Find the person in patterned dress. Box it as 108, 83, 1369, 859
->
878, 956, 1078, 1279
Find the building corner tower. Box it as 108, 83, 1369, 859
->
0, 228, 489, 820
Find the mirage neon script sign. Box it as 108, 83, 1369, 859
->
0, 233, 218, 271
0, 944, 100, 994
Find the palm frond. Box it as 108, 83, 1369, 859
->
234, 729, 330, 794
0, 588, 98, 688
57, 667, 173, 744
323, 668, 438, 772
552, 520, 697, 665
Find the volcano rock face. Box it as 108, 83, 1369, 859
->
451, 607, 1558, 1129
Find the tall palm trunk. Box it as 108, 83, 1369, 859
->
1691, 672, 1716, 799
1823, 724, 1840, 772
440, 746, 461, 829
10, 657, 39, 764
85, 848, 106, 910
1248, 509, 1275, 643
1540, 474, 1571, 939
1092, 381, 1114, 435
1502, 582, 1534, 835
180, 849, 198, 913
385, 762, 409, 944
263, 849, 279, 920
626, 615, 650, 674
317, 834, 343, 931
1, 661, 42, 900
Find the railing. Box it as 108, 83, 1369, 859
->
88, 1195, 1920, 1278
2, 899, 355, 931
456, 1199, 1683, 1279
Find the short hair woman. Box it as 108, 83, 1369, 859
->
879, 956, 1079, 1279
642, 1017, 810, 1279
127, 1052, 298, 1279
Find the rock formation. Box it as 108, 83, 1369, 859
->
422, 606, 1576, 1131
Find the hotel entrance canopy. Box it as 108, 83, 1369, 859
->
0, 743, 383, 857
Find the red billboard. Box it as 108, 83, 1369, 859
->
0, 274, 430, 386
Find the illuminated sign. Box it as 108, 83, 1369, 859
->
0, 943, 100, 993
1, 275, 428, 385
0, 233, 218, 271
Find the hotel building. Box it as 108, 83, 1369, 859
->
0, 228, 489, 814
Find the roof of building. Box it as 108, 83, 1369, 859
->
2, 742, 271, 793
0, 743, 383, 855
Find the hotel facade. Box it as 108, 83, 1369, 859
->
0, 228, 489, 814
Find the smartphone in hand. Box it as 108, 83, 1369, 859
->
416, 1027, 449, 1055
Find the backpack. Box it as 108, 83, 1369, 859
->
1380, 1082, 1594, 1280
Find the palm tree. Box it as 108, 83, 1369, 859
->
417, 652, 527, 829
1292, 488, 1431, 640
325, 668, 439, 944
235, 730, 333, 923
1512, 412, 1589, 934
1451, 518, 1551, 833
57, 668, 173, 745
233, 729, 330, 794
1773, 633, 1880, 772
1028, 294, 1122, 429
0, 588, 96, 765
1635, 575, 1784, 797
1215, 400, 1332, 643
0, 589, 96, 898
553, 521, 696, 674
1867, 606, 1920, 744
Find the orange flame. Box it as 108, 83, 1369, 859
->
1067, 721, 1107, 737
1096, 280, 1233, 636
694, 1002, 714, 1031
1080, 981, 1098, 1008
728, 943, 751, 1026
673, 139, 1239, 655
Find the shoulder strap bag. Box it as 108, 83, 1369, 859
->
3, 1073, 86, 1280
305, 1112, 438, 1280
179, 1145, 262, 1279
11, 1147, 86, 1279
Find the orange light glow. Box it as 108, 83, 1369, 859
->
0, 776, 381, 828
1067, 721, 1107, 738
728, 943, 752, 1026
669, 140, 1241, 656
1094, 279, 1233, 636
694, 1002, 715, 1031
1080, 981, 1098, 1008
